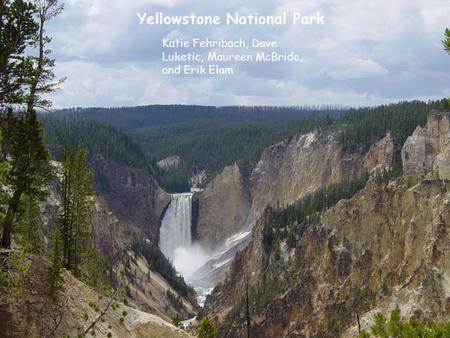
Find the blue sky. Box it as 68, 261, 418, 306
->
47, 0, 450, 108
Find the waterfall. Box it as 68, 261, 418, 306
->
159, 193, 193, 262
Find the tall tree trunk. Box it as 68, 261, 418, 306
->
1, 190, 22, 248
26, 16, 44, 113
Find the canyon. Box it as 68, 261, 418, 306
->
4, 105, 449, 338
199, 110, 450, 337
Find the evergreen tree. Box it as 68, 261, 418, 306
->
16, 194, 42, 254
197, 317, 218, 338
0, 0, 38, 106
443, 28, 450, 55
1, 109, 51, 248
58, 144, 94, 278
359, 308, 450, 337
0, 0, 63, 249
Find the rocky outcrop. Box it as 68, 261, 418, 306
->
203, 177, 450, 338
157, 155, 181, 170
190, 170, 207, 189
363, 132, 395, 174
402, 110, 450, 178
247, 130, 395, 226
89, 154, 170, 240
0, 256, 192, 338
194, 163, 251, 251
194, 130, 395, 281
202, 111, 450, 337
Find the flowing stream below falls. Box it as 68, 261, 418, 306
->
159, 193, 213, 306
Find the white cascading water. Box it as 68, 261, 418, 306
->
159, 193, 193, 261
159, 192, 214, 306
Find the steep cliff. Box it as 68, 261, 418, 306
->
194, 128, 395, 287
195, 130, 395, 254
89, 154, 170, 240
202, 111, 449, 338
402, 110, 450, 180
87, 198, 198, 321
194, 163, 251, 250
38, 165, 197, 322
194, 129, 396, 288
247, 130, 394, 226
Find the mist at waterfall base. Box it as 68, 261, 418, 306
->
171, 244, 211, 276
159, 193, 214, 306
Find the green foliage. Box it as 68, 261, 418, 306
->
43, 100, 442, 194
251, 277, 283, 315
0, 0, 38, 105
338, 100, 446, 153
1, 109, 51, 248
58, 143, 96, 280
155, 166, 191, 193
42, 100, 445, 194
264, 172, 370, 252
59, 105, 343, 130
172, 313, 182, 328
15, 194, 42, 254
0, 0, 62, 250
359, 308, 450, 338
197, 317, 218, 338
0, 248, 31, 301
134, 115, 334, 191
443, 28, 450, 55
43, 106, 339, 192
130, 237, 195, 300
48, 228, 64, 296
166, 289, 184, 311
40, 114, 153, 174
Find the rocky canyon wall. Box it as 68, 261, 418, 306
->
202, 110, 450, 338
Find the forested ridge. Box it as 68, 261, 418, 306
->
41, 99, 449, 193
337, 100, 449, 152
58, 105, 344, 129
40, 114, 153, 173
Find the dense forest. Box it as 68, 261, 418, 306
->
40, 114, 155, 171
41, 99, 449, 193
43, 105, 343, 191
337, 100, 449, 153
58, 105, 344, 129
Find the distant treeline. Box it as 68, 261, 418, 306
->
41, 99, 449, 193
337, 99, 449, 153
40, 114, 153, 172
56, 104, 346, 129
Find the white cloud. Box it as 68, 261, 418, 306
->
327, 59, 389, 80
47, 0, 450, 107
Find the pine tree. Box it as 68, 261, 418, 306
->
0, 0, 63, 249
443, 28, 450, 55
1, 108, 51, 248
16, 194, 42, 254
0, 0, 38, 106
58, 144, 94, 279
197, 317, 218, 338
48, 228, 64, 296
359, 309, 450, 337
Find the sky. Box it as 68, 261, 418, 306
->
47, 0, 450, 108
